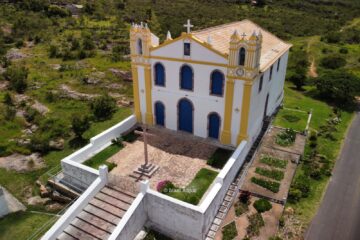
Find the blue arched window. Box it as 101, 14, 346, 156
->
238, 47, 246, 66
210, 70, 224, 96
180, 65, 193, 91
154, 63, 165, 86
137, 38, 143, 55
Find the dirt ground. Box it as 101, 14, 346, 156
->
215, 196, 283, 240
262, 127, 306, 156
241, 147, 299, 201
109, 127, 219, 189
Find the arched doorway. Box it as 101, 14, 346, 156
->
208, 113, 221, 139
178, 98, 193, 133
155, 102, 165, 126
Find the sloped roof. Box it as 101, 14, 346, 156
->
192, 19, 292, 71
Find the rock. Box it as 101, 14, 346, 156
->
36, 180, 42, 187
40, 185, 51, 198
108, 68, 132, 81
51, 191, 72, 204
83, 76, 101, 85
6, 48, 27, 61
59, 84, 99, 100
30, 125, 39, 132
46, 202, 64, 212
27, 196, 51, 206
21, 129, 33, 135
0, 153, 45, 172
118, 98, 133, 107
0, 66, 5, 75
17, 138, 31, 146
49, 138, 65, 150
50, 64, 61, 70
32, 100, 49, 115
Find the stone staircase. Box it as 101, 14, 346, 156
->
56, 185, 136, 240
205, 118, 272, 240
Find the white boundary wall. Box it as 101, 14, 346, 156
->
42, 166, 109, 240
110, 141, 250, 240
61, 115, 137, 189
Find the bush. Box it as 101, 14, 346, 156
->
276, 128, 296, 147
339, 47, 348, 54
111, 137, 124, 148
288, 188, 302, 203
323, 31, 341, 43
24, 107, 41, 123
253, 198, 272, 213
222, 221, 238, 240
90, 95, 117, 121
207, 148, 233, 169
239, 190, 251, 204
47, 5, 70, 17
235, 201, 249, 217
320, 55, 346, 69
251, 177, 280, 193
3, 92, 13, 106
156, 180, 175, 193
4, 106, 16, 121
71, 114, 91, 139
3, 65, 28, 93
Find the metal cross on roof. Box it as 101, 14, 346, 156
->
184, 19, 194, 33
241, 32, 247, 38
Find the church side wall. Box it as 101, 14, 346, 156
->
247, 51, 289, 143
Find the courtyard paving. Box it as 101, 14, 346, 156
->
109, 127, 219, 189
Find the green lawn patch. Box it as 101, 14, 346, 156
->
222, 221, 238, 240
251, 177, 280, 193
164, 168, 218, 205
83, 143, 122, 171
274, 108, 309, 132
260, 155, 288, 169
0, 211, 55, 240
255, 167, 284, 181
207, 148, 233, 169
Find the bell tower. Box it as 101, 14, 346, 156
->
130, 23, 154, 124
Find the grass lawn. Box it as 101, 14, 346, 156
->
207, 148, 234, 169
83, 143, 122, 171
273, 108, 309, 132
165, 168, 218, 205
0, 211, 56, 240
281, 82, 354, 225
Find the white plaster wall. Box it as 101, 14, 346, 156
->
150, 59, 226, 139
247, 51, 289, 143
230, 81, 244, 145
151, 38, 227, 64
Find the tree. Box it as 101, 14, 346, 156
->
289, 67, 307, 90
3, 92, 13, 106
90, 95, 117, 120
320, 55, 346, 69
316, 70, 360, 107
3, 65, 28, 93
71, 114, 91, 139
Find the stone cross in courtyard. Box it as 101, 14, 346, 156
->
133, 125, 159, 178
184, 19, 194, 33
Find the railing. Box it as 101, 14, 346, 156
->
108, 174, 140, 195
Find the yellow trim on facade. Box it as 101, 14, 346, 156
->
149, 33, 228, 59
131, 65, 142, 122
220, 79, 235, 145
148, 56, 228, 68
237, 81, 253, 144
144, 65, 154, 125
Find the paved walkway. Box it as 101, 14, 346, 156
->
306, 110, 360, 240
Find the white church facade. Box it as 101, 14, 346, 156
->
130, 19, 292, 147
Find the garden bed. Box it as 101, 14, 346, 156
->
83, 143, 122, 171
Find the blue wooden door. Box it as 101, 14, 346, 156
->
178, 99, 193, 133
155, 102, 165, 126
208, 113, 220, 139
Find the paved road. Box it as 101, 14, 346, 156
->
306, 110, 360, 240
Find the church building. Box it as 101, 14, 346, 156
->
130, 19, 292, 147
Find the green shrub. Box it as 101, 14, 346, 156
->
251, 177, 280, 193
222, 221, 238, 240
255, 167, 284, 181
260, 155, 288, 169
288, 188, 302, 203
253, 198, 272, 213
247, 213, 264, 237
235, 201, 249, 217
279, 216, 285, 228
90, 95, 117, 121
276, 128, 296, 147
122, 131, 139, 143
4, 106, 16, 121
239, 190, 251, 204
3, 65, 28, 93
339, 47, 348, 54
320, 55, 346, 69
